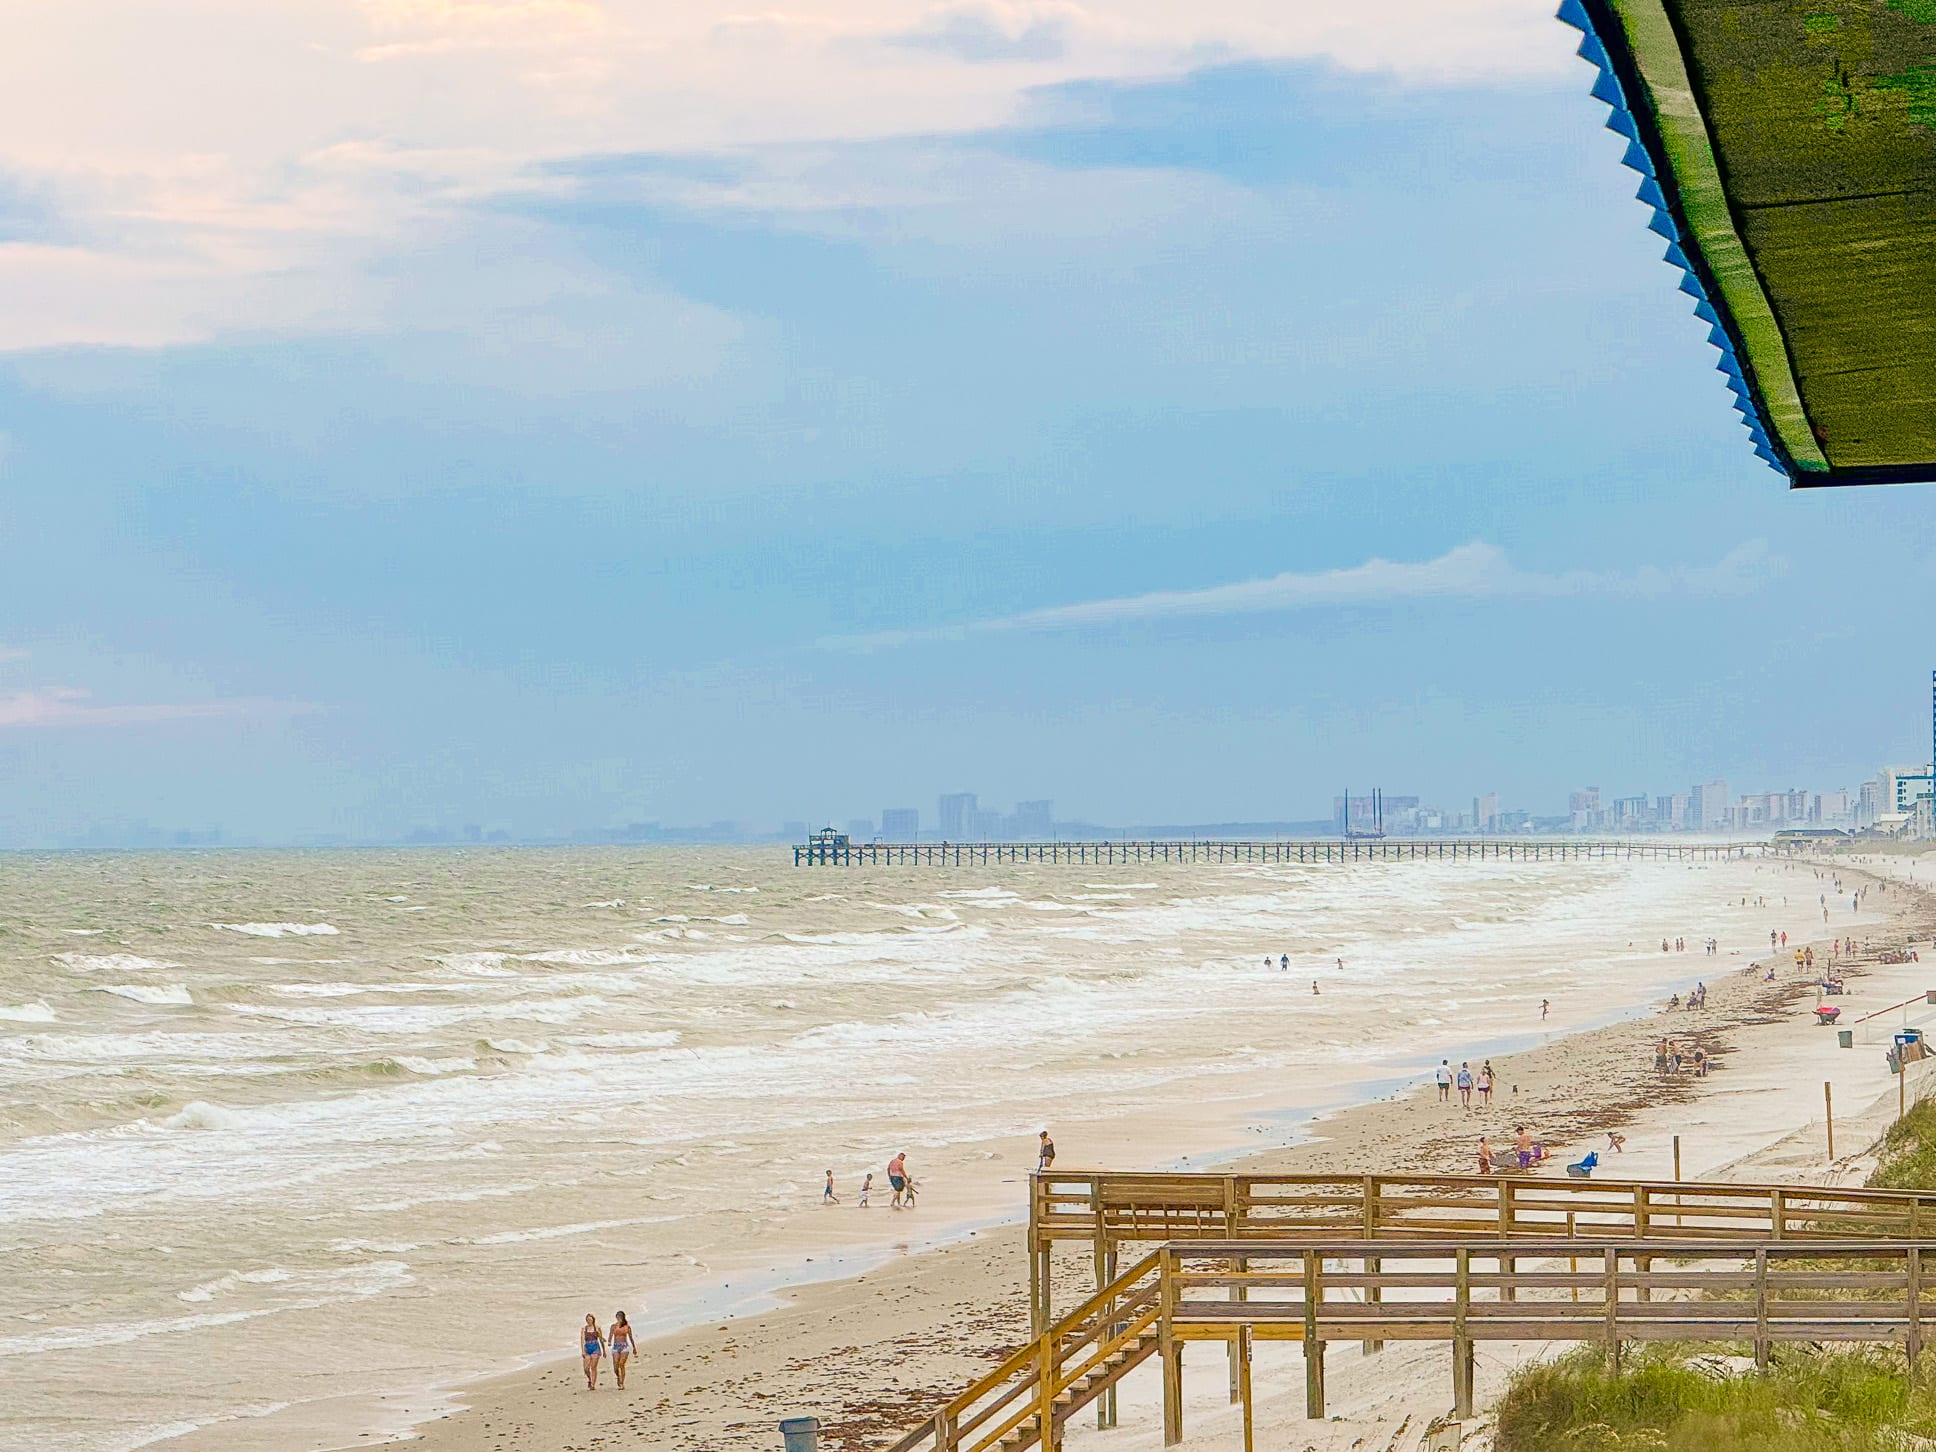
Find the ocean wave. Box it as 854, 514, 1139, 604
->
937, 887, 1020, 900
435, 952, 519, 977
0, 1002, 56, 1023
93, 985, 194, 1007
210, 923, 339, 938
162, 1101, 247, 1131
521, 948, 650, 967
54, 953, 181, 973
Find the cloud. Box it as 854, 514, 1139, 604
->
885, 3, 1079, 62
0, 0, 1570, 353
0, 688, 311, 730
820, 540, 1787, 650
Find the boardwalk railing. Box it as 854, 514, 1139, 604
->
795, 838, 1767, 866
1028, 1171, 1936, 1329
893, 1237, 1936, 1452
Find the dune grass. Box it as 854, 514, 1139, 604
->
1493, 1096, 1936, 1449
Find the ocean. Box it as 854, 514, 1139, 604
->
0, 846, 1774, 1450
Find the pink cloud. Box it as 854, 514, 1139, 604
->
0, 688, 309, 729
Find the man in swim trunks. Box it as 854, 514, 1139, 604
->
888, 1152, 909, 1208
1514, 1124, 1534, 1171
1435, 1060, 1452, 1102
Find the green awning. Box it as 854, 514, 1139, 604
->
1564, 0, 1936, 486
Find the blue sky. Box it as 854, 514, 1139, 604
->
0, 1, 1930, 843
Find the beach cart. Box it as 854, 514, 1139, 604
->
1814, 1005, 1842, 1025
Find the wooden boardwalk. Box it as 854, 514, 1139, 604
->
886, 1237, 1936, 1452
1028, 1171, 1936, 1330
794, 837, 1766, 866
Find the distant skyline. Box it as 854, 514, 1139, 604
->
3, 3, 1935, 849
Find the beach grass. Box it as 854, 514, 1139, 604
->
1495, 1094, 1936, 1448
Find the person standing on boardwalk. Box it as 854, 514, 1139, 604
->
1436, 1060, 1453, 1102
1037, 1130, 1055, 1172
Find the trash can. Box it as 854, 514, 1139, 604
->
1837, 1029, 1853, 1049
1924, 989, 1935, 1006
780, 1417, 820, 1452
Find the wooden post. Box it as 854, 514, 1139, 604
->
1029, 1234, 1044, 1336
1160, 1248, 1182, 1446
1228, 1253, 1247, 1403
1303, 1251, 1325, 1419
1672, 1136, 1682, 1228
1037, 1323, 1057, 1452
1604, 1247, 1621, 1374
1096, 1240, 1114, 1430
1499, 1181, 1516, 1306
1827, 1081, 1835, 1163
1238, 1325, 1255, 1452
1903, 1060, 1908, 1122
1452, 1248, 1474, 1419
1911, 1248, 1924, 1376
1568, 1211, 1579, 1303
1364, 1176, 1383, 1355
1754, 1248, 1770, 1370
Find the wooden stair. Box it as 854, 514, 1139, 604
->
994, 1330, 1160, 1451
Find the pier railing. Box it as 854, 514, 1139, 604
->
891, 1237, 1936, 1452
794, 837, 1765, 866
1028, 1171, 1936, 1329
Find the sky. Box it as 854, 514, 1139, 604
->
1, 0, 1932, 845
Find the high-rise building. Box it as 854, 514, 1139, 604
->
968, 807, 1005, 840
1690, 780, 1731, 831
1009, 800, 1053, 838
1472, 793, 1500, 832
881, 807, 919, 840
938, 793, 977, 839
1568, 788, 1601, 831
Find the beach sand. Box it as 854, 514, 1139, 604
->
163, 855, 1936, 1452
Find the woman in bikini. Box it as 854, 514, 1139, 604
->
609, 1311, 635, 1389
581, 1312, 606, 1390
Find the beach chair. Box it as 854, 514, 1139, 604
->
1565, 1151, 1598, 1179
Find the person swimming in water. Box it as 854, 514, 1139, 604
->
581, 1312, 606, 1390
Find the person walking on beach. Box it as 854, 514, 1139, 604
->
1456, 1061, 1474, 1110
581, 1313, 606, 1390
1037, 1130, 1055, 1172
858, 1172, 873, 1207
1478, 1061, 1495, 1105
1540, 998, 1550, 1021
1281, 953, 1289, 972
823, 1170, 839, 1204
608, 1312, 635, 1389
888, 1152, 910, 1208
1436, 1060, 1453, 1102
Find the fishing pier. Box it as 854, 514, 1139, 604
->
793, 834, 1765, 867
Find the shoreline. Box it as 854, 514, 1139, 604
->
157, 854, 1932, 1452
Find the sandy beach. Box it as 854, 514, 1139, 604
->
181, 850, 1936, 1452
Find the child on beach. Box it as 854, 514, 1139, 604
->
858, 1172, 872, 1207
823, 1170, 839, 1204
581, 1313, 606, 1390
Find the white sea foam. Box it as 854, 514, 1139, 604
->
210, 923, 339, 938
162, 1101, 247, 1131
521, 948, 649, 967
0, 1003, 57, 1023
94, 985, 194, 1006
54, 953, 181, 973
938, 887, 1020, 900
436, 952, 519, 977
